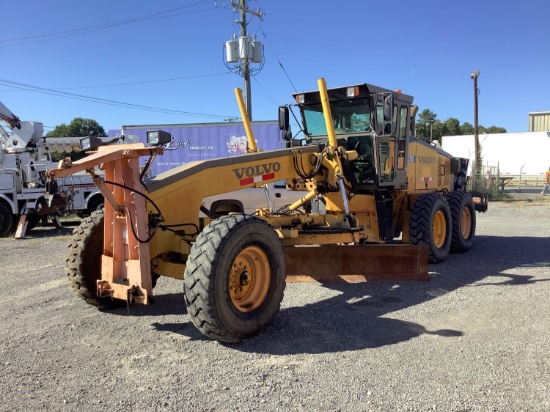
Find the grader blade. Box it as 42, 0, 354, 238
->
284, 244, 429, 282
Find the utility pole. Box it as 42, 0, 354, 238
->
239, 0, 252, 120
471, 70, 481, 180
226, 1, 264, 121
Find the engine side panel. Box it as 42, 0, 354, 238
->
407, 139, 453, 193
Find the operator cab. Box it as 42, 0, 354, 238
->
280, 83, 414, 194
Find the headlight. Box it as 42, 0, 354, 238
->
147, 130, 171, 146
79, 136, 102, 151
80, 137, 91, 151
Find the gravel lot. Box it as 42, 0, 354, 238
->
1, 200, 549, 411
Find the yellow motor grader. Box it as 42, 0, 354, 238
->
49, 78, 486, 342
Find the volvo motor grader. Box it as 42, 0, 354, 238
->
49, 78, 486, 342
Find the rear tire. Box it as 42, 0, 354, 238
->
0, 202, 15, 238
446, 191, 476, 253
26, 213, 41, 231
184, 214, 286, 342
410, 193, 452, 263
64, 210, 123, 308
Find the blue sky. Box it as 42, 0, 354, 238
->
2, 0, 549, 134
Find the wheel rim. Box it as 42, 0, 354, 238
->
229, 246, 270, 313
432, 210, 447, 248
460, 206, 472, 239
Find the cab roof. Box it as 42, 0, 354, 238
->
292, 83, 414, 105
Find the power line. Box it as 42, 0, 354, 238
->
252, 76, 278, 107
258, 23, 298, 93
0, 2, 210, 42
57, 72, 232, 90
0, 72, 233, 92
0, 78, 235, 120
0, 1, 216, 49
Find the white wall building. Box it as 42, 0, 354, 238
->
441, 131, 550, 177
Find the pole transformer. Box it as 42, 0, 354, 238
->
226, 1, 263, 121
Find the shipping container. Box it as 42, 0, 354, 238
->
109, 121, 285, 176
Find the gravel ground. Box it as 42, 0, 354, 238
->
1, 200, 549, 412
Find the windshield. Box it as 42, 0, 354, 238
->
302, 98, 372, 137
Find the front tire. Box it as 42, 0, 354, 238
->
64, 210, 123, 308
184, 214, 286, 342
446, 191, 476, 253
410, 193, 452, 263
0, 202, 15, 238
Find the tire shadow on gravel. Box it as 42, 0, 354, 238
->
23, 226, 77, 238
101, 234, 550, 351
21, 221, 80, 239
228, 234, 549, 354
104, 292, 188, 317
231, 282, 465, 354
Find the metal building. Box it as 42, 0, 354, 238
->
528, 111, 550, 132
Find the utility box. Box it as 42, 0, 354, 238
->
225, 39, 238, 63
251, 39, 263, 63
238, 36, 252, 60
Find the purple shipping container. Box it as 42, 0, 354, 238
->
109, 121, 284, 176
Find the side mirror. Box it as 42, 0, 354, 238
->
278, 106, 290, 131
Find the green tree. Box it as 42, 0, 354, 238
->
444, 118, 461, 136
431, 120, 446, 142
484, 125, 507, 134
414, 108, 508, 139
46, 117, 107, 137
460, 122, 474, 135
416, 109, 437, 141
46, 117, 107, 161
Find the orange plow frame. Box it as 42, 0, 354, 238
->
49, 144, 164, 304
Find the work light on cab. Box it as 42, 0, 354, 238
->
346, 86, 360, 97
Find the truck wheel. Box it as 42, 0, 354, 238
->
65, 210, 123, 309
184, 214, 286, 342
446, 191, 476, 253
410, 193, 452, 263
0, 202, 15, 238
26, 213, 41, 231
88, 196, 104, 214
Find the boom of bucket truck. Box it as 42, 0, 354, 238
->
0, 101, 119, 237
48, 78, 486, 342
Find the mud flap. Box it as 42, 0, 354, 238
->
285, 244, 429, 282
471, 191, 488, 213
